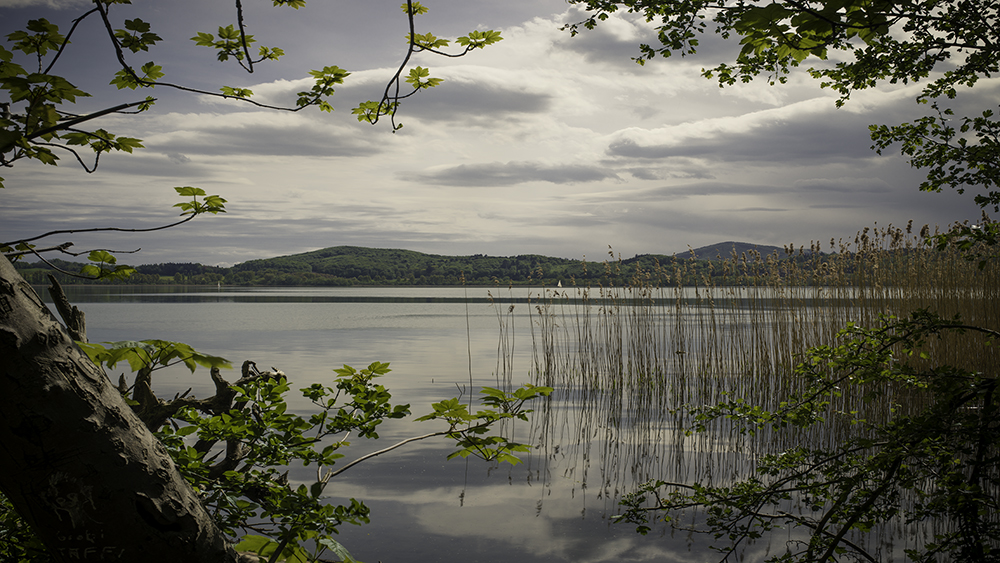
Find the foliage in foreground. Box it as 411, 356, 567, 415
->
0, 1, 502, 186
0, 340, 551, 563
616, 311, 1000, 562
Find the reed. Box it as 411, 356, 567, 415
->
501, 221, 999, 526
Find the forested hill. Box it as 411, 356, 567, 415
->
15, 243, 797, 286
673, 241, 801, 260
230, 245, 600, 285
226, 246, 647, 286
219, 242, 791, 285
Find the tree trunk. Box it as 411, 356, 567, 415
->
0, 257, 236, 563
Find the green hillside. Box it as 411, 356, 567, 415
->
230, 245, 611, 285
15, 242, 809, 286
673, 241, 791, 261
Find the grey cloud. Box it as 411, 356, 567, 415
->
253, 78, 551, 128
148, 122, 382, 158
794, 177, 891, 193
608, 112, 877, 164
625, 165, 715, 181
808, 202, 869, 209
408, 161, 620, 187
512, 212, 612, 229
513, 181, 795, 230
230, 202, 429, 231
735, 207, 788, 212
667, 169, 716, 180
96, 153, 217, 179
668, 183, 790, 196
399, 80, 552, 125
561, 199, 797, 242
569, 182, 791, 204
626, 167, 661, 181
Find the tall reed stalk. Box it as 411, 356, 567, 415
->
505, 221, 998, 526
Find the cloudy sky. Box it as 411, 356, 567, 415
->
1, 0, 992, 266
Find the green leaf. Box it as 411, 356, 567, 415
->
410, 33, 450, 49
401, 2, 429, 15
138, 61, 164, 81
124, 18, 151, 33
310, 481, 324, 498
220, 86, 254, 98
405, 66, 442, 89
115, 19, 161, 53
217, 25, 241, 41
87, 250, 117, 265
0, 129, 22, 155
456, 30, 503, 49
114, 137, 144, 152
317, 538, 359, 563
81, 339, 230, 373
191, 31, 216, 47
174, 186, 207, 197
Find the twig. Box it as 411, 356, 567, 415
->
1, 213, 197, 248
3, 241, 73, 258
26, 99, 153, 142
325, 431, 450, 479
235, 0, 255, 73
43, 7, 100, 75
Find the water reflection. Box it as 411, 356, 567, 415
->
37, 282, 997, 562
46, 286, 678, 561
509, 272, 998, 561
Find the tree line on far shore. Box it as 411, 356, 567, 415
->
13, 243, 829, 287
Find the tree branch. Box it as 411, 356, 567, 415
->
26, 99, 153, 142
235, 0, 255, 73
43, 7, 100, 75
47, 273, 87, 342
370, 0, 419, 129
813, 456, 903, 562
776, 510, 879, 563
1, 212, 197, 248
31, 140, 99, 172
3, 241, 73, 258
325, 430, 451, 479
17, 245, 101, 280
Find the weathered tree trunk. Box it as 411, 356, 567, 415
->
0, 257, 236, 563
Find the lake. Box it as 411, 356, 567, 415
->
42, 285, 734, 563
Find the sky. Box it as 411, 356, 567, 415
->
1, 0, 994, 266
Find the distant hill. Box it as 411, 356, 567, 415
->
675, 241, 799, 261
16, 242, 814, 286
229, 245, 595, 285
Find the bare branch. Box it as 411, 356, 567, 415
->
1, 212, 197, 248
325, 430, 451, 479
235, 0, 255, 73
43, 7, 100, 75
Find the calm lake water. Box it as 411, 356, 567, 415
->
41, 285, 745, 563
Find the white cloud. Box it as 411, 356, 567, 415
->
0, 3, 988, 266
